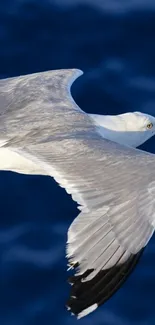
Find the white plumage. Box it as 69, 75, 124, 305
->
0, 68, 155, 318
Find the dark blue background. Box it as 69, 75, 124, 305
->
0, 1, 155, 324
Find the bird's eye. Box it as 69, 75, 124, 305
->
147, 122, 153, 129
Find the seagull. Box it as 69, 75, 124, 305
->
0, 68, 155, 319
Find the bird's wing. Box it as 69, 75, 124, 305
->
1, 69, 155, 318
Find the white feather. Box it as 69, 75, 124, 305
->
0, 68, 155, 318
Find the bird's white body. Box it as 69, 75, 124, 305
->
0, 148, 47, 175
0, 112, 155, 175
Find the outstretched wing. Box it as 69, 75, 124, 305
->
1, 69, 155, 318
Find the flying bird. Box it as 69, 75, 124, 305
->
0, 69, 155, 319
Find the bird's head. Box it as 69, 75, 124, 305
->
119, 111, 155, 147
91, 111, 155, 148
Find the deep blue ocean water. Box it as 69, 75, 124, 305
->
0, 1, 155, 324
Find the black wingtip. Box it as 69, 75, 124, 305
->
66, 249, 144, 318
